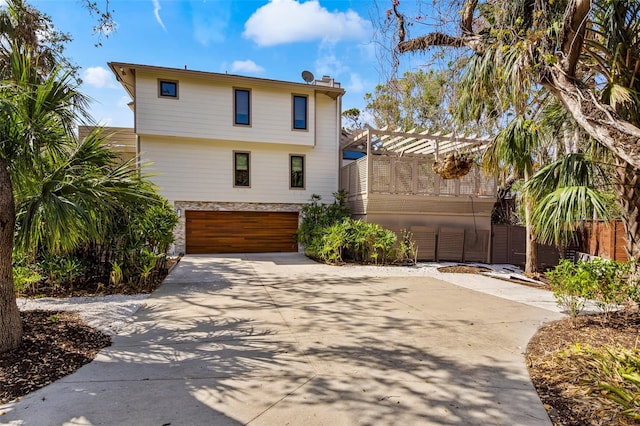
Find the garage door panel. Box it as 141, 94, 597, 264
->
186, 211, 299, 254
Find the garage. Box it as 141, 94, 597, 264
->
185, 210, 299, 254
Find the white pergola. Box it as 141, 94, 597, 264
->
341, 125, 492, 158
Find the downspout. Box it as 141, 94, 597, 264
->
366, 128, 371, 218
313, 91, 317, 147
136, 134, 141, 172
337, 92, 343, 197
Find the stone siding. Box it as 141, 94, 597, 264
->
172, 201, 303, 254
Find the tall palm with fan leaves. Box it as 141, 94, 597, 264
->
482, 116, 545, 274
13, 129, 157, 258
1, 48, 159, 352
525, 1, 640, 259
0, 1, 159, 352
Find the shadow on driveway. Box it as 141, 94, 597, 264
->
1, 254, 562, 425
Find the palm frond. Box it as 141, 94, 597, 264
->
525, 153, 609, 200
531, 186, 611, 247
482, 115, 543, 177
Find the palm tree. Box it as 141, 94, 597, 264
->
0, 46, 90, 351
586, 1, 640, 260
526, 152, 612, 248
14, 128, 158, 257
482, 116, 544, 274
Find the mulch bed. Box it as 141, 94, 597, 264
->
1, 258, 180, 405
0, 310, 111, 405
527, 310, 640, 425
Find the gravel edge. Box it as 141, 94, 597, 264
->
16, 294, 149, 336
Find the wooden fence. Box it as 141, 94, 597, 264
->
582, 220, 628, 262
491, 224, 561, 270
491, 221, 629, 269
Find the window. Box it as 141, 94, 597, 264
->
158, 80, 178, 98
234, 88, 251, 125
292, 95, 308, 130
290, 155, 305, 189
234, 152, 250, 187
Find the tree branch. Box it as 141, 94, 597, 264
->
543, 67, 640, 169
398, 33, 466, 52
559, 0, 592, 76
461, 0, 479, 35
396, 0, 483, 55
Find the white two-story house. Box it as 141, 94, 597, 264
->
109, 63, 344, 254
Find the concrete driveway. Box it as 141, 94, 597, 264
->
2, 254, 563, 425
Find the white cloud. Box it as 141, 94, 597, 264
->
82, 67, 117, 89
152, 0, 166, 31
231, 60, 265, 74
244, 0, 371, 46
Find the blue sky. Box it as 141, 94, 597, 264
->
22, 0, 428, 128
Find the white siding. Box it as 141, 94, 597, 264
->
135, 70, 317, 147
308, 94, 339, 199
140, 124, 338, 204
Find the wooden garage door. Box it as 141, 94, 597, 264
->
186, 210, 299, 254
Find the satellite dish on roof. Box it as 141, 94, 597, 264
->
301, 70, 314, 83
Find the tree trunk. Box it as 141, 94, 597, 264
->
523, 170, 538, 275
613, 157, 640, 261
524, 202, 539, 275
0, 157, 22, 352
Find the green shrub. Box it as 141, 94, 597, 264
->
548, 258, 635, 317
297, 191, 416, 266
40, 254, 86, 291
14, 197, 179, 294
372, 226, 398, 264
394, 229, 417, 265
319, 218, 351, 263
110, 261, 123, 286
13, 265, 43, 296
297, 191, 350, 259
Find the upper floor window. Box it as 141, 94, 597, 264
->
158, 80, 178, 98
234, 88, 251, 126
292, 95, 308, 130
290, 155, 305, 189
234, 151, 250, 187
